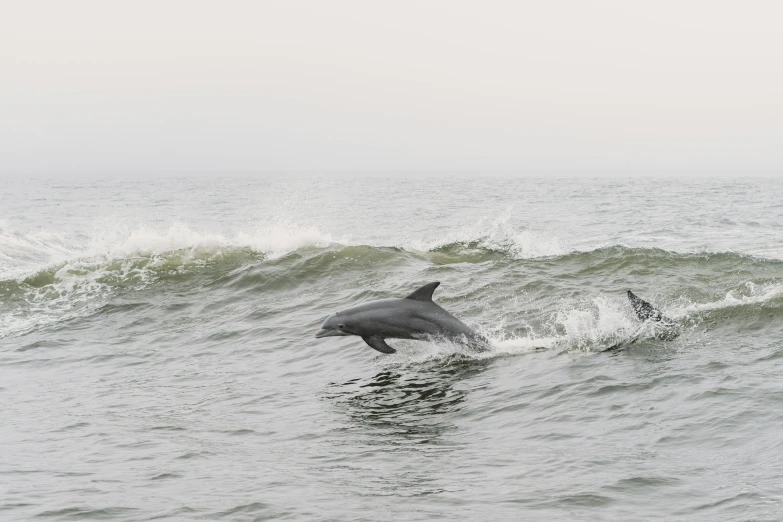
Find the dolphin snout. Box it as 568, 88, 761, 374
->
315, 327, 350, 338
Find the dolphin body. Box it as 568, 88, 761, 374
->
314, 282, 488, 354
627, 290, 678, 337
616, 290, 680, 345
605, 291, 680, 352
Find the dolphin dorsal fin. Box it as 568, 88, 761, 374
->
627, 290, 663, 322
405, 282, 440, 302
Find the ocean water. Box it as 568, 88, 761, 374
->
1, 175, 783, 521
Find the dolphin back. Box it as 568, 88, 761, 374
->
627, 290, 663, 322
405, 282, 487, 344
626, 289, 679, 341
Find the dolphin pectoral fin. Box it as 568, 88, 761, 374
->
362, 335, 397, 354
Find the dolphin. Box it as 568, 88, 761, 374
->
605, 290, 680, 352
626, 290, 679, 340
314, 282, 488, 354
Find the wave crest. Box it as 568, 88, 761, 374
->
412, 209, 564, 259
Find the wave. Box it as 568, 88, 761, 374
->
410, 209, 565, 259
0, 222, 335, 277
4, 240, 779, 307
0, 213, 563, 280
2, 219, 782, 341
3, 216, 781, 283
0, 222, 333, 338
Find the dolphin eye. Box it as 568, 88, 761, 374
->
338, 324, 344, 329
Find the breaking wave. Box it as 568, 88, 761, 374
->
2, 220, 782, 344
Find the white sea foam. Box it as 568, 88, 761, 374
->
82, 222, 337, 261
0, 227, 79, 279
378, 299, 641, 367
0, 222, 338, 280
473, 294, 656, 357
544, 295, 639, 351
409, 208, 565, 259
0, 221, 339, 338
669, 281, 783, 318
0, 211, 568, 285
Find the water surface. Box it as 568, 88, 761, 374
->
2, 175, 782, 520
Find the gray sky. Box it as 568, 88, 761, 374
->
1, 1, 781, 175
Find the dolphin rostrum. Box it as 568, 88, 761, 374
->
314, 282, 488, 354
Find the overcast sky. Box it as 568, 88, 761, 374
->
1, 1, 781, 176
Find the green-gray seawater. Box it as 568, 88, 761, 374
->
2, 176, 782, 520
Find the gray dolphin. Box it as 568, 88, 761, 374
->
626, 290, 679, 340
604, 291, 680, 352
314, 282, 488, 354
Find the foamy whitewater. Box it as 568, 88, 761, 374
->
2, 175, 783, 520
